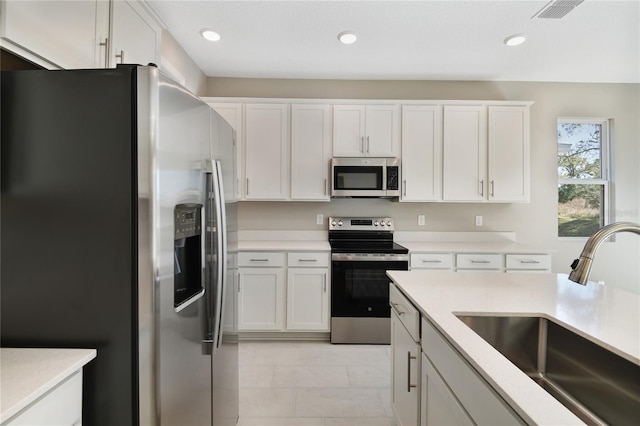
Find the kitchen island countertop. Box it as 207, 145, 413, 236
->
386, 270, 639, 425
0, 348, 97, 423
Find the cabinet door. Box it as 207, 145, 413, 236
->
209, 103, 243, 200
223, 253, 237, 333
391, 311, 420, 426
237, 267, 285, 331
244, 104, 289, 200
209, 104, 241, 201
111, 0, 159, 67
291, 104, 331, 201
401, 106, 442, 201
1, 0, 108, 69
333, 105, 366, 156
443, 106, 487, 201
488, 106, 530, 202
286, 268, 329, 330
421, 354, 474, 426
365, 105, 400, 157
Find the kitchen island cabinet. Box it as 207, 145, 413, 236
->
387, 270, 640, 425
0, 348, 96, 425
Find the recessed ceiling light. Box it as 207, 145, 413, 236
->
504, 33, 526, 47
201, 29, 221, 42
338, 31, 358, 45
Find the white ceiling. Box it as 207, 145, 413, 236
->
146, 0, 640, 83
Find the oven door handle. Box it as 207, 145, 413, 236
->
331, 253, 409, 262
390, 302, 405, 316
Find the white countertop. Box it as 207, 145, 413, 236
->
237, 240, 330, 251
0, 348, 97, 422
386, 270, 639, 425
398, 241, 552, 253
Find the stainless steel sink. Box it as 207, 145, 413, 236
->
456, 315, 640, 426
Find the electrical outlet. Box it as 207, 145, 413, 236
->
418, 214, 426, 226
475, 215, 483, 226
316, 214, 324, 225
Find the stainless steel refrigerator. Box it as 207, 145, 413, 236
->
1, 65, 239, 426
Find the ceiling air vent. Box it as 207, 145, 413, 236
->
532, 0, 584, 19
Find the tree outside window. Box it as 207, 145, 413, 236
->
557, 119, 610, 238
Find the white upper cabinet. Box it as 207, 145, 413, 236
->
290, 104, 332, 201
333, 105, 400, 157
401, 106, 443, 202
208, 103, 243, 201
0, 0, 109, 69
244, 103, 290, 200
443, 106, 487, 201
442, 105, 531, 203
487, 106, 530, 202
110, 0, 159, 68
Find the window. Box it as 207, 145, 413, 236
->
557, 118, 611, 238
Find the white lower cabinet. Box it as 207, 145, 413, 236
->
421, 317, 525, 425
390, 285, 421, 426
237, 251, 329, 333
421, 353, 473, 426
4, 370, 83, 426
237, 266, 285, 331
287, 267, 329, 330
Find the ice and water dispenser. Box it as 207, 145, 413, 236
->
174, 203, 204, 309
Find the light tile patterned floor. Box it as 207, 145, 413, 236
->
237, 341, 397, 426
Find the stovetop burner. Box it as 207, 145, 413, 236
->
328, 217, 408, 254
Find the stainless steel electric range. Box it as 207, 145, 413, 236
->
329, 217, 409, 344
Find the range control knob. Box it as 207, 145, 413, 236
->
380, 221, 386, 227
386, 220, 392, 226
373, 220, 379, 226
331, 220, 337, 226
338, 220, 343, 227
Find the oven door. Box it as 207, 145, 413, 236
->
331, 254, 409, 318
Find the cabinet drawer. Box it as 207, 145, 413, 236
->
390, 283, 420, 342
238, 252, 285, 267
411, 253, 453, 270
421, 318, 524, 425
456, 253, 503, 270
288, 252, 329, 267
505, 254, 551, 271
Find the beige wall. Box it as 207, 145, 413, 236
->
206, 78, 640, 294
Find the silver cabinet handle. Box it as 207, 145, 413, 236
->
250, 258, 269, 262
361, 136, 365, 153
115, 50, 124, 64
480, 179, 484, 197
470, 260, 491, 264
519, 259, 541, 264
422, 259, 442, 263
490, 180, 495, 197
246, 178, 250, 196
298, 259, 318, 262
403, 179, 407, 197
390, 302, 405, 316
324, 178, 328, 196
237, 273, 241, 293
407, 351, 417, 392
323, 274, 327, 292
99, 38, 109, 68
366, 136, 370, 153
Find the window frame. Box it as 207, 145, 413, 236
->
557, 117, 612, 240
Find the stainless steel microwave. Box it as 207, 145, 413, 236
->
331, 157, 400, 198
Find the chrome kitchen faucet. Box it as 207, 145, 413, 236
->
569, 222, 640, 284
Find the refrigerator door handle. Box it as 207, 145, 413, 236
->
212, 159, 227, 350
202, 159, 227, 355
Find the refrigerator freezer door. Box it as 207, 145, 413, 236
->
156, 75, 213, 426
